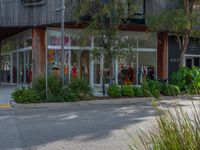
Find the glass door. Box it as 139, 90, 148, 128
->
1, 55, 11, 83
17, 50, 32, 85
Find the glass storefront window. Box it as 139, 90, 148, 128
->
47, 29, 157, 87
138, 51, 156, 84
0, 30, 32, 85
1, 55, 11, 83
118, 51, 137, 85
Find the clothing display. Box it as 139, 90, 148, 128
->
71, 65, 77, 80
119, 66, 136, 85
138, 66, 155, 84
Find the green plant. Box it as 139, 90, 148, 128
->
107, 84, 121, 98
58, 87, 80, 102
32, 75, 63, 102
69, 78, 91, 95
162, 84, 180, 96
121, 85, 134, 97
142, 80, 163, 98
171, 67, 200, 93
133, 102, 200, 150
11, 87, 40, 103
133, 87, 144, 97
69, 78, 92, 100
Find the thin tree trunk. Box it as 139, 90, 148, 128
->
179, 48, 185, 67
179, 33, 190, 67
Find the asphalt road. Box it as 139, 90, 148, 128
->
0, 98, 198, 150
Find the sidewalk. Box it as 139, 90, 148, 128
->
0, 85, 16, 108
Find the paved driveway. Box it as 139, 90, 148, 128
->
0, 98, 198, 150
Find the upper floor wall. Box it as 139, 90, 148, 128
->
0, 0, 180, 27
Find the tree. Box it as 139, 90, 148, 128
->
74, 0, 137, 84
148, 0, 200, 67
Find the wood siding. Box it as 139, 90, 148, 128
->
0, 0, 180, 27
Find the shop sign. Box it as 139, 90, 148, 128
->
21, 0, 45, 7
48, 50, 55, 63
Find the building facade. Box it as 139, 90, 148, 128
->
0, 0, 186, 93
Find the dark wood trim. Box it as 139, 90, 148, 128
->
157, 32, 168, 79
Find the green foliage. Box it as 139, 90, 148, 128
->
171, 67, 200, 94
142, 80, 163, 98
133, 86, 144, 97
32, 75, 63, 102
134, 103, 200, 150
107, 84, 121, 98
13, 77, 92, 103
162, 84, 181, 96
148, 8, 193, 33
68, 78, 92, 100
69, 78, 92, 95
11, 87, 40, 103
121, 85, 134, 97
58, 87, 80, 102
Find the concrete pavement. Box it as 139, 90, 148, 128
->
0, 98, 198, 150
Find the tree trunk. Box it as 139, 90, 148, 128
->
179, 48, 185, 67
179, 34, 190, 67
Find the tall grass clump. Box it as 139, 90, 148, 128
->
130, 101, 200, 150
32, 75, 63, 102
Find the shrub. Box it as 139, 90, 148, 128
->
58, 87, 80, 102
142, 80, 163, 98
162, 84, 180, 96
32, 75, 63, 102
68, 78, 92, 100
121, 85, 134, 97
69, 78, 92, 95
107, 84, 121, 97
171, 67, 200, 93
11, 87, 40, 103
133, 87, 144, 97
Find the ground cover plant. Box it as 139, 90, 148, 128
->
107, 84, 121, 98
11, 87, 40, 103
121, 85, 135, 97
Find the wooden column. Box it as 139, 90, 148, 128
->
157, 32, 168, 79
32, 28, 46, 79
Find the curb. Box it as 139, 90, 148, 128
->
0, 104, 11, 109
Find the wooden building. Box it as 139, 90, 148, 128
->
1, 0, 191, 94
